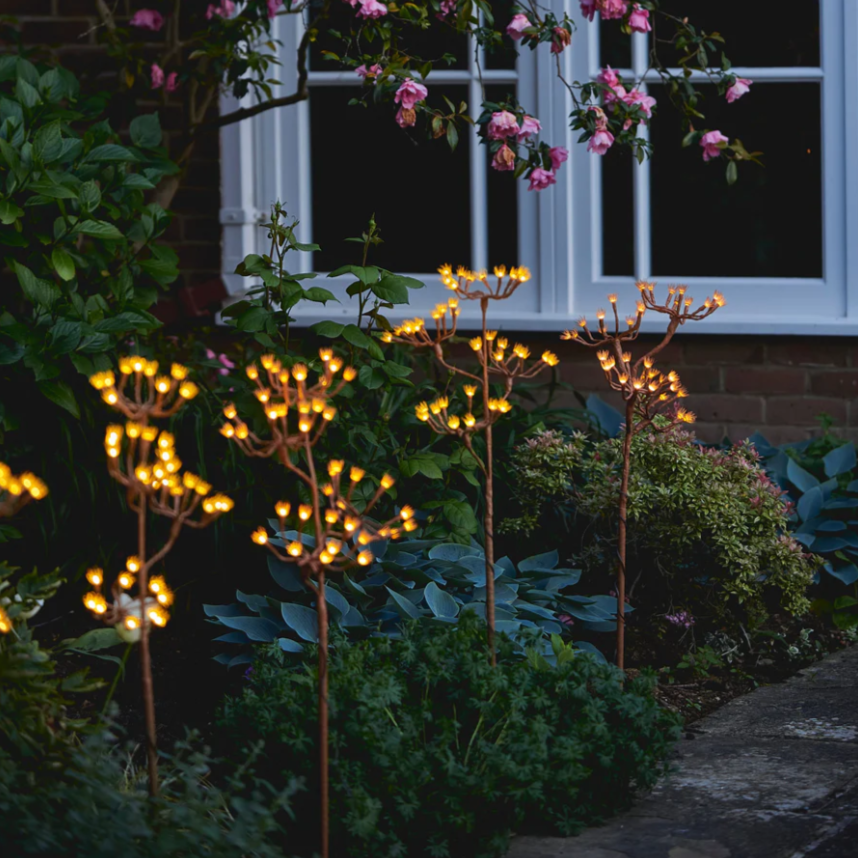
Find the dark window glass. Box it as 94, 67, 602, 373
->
309, 0, 468, 71
484, 0, 518, 71
309, 86, 471, 272
651, 1, 819, 67
650, 83, 822, 278
601, 145, 635, 275
599, 19, 631, 70
485, 84, 518, 266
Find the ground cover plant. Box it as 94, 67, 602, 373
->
217, 614, 682, 858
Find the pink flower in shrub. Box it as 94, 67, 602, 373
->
150, 63, 165, 89
206, 0, 235, 18
506, 13, 530, 40
487, 110, 520, 140
436, 0, 456, 20
517, 115, 541, 141
396, 107, 417, 128
551, 26, 571, 54
491, 143, 516, 171
580, 0, 597, 21
206, 349, 235, 376
700, 129, 729, 161
597, 66, 620, 88
130, 9, 165, 30
726, 77, 752, 103
587, 127, 614, 155
356, 63, 382, 80
268, 0, 284, 17
165, 72, 179, 93
528, 167, 556, 191
356, 0, 388, 19
624, 87, 656, 119
394, 79, 428, 109
600, 0, 628, 20
549, 146, 568, 171
628, 4, 651, 32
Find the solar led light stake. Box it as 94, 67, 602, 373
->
384, 265, 559, 665
562, 282, 725, 671
86, 357, 233, 796
222, 349, 410, 858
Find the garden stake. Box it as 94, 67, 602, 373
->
85, 358, 233, 795
384, 265, 558, 664
221, 349, 410, 858
0, 463, 48, 634
562, 282, 725, 670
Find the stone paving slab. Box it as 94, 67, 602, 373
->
507, 646, 858, 858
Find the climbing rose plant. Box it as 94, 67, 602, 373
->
96, 0, 759, 208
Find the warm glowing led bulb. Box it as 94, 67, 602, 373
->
287, 541, 302, 557
86, 567, 104, 587
380, 474, 395, 490
276, 501, 291, 518
251, 527, 268, 545
357, 549, 373, 566
298, 505, 312, 521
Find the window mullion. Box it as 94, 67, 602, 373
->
469, 33, 488, 271
632, 31, 651, 280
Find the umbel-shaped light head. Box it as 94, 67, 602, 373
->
0, 461, 48, 518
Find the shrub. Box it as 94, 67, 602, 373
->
575, 426, 818, 625
0, 728, 295, 857
217, 614, 682, 858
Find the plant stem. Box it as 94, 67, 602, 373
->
101, 643, 132, 717
317, 570, 330, 858
616, 398, 634, 675
480, 298, 496, 666
137, 503, 160, 796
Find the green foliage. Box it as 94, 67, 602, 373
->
676, 644, 723, 680
575, 426, 817, 624
0, 57, 178, 417
0, 562, 100, 759
0, 727, 296, 857
499, 429, 586, 536
217, 615, 682, 857
205, 539, 622, 666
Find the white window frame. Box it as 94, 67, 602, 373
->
221, 0, 858, 334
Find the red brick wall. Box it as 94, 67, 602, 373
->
548, 334, 858, 446
6, 3, 223, 319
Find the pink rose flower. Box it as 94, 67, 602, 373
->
396, 106, 417, 128
624, 87, 656, 119
394, 78, 428, 110
487, 110, 520, 140
597, 66, 620, 89
356, 63, 382, 80
726, 77, 752, 103
600, 0, 628, 20
357, 0, 388, 19
436, 0, 456, 19
218, 353, 236, 374
551, 26, 571, 54
130, 9, 165, 30
506, 13, 530, 40
580, 0, 597, 21
165, 71, 179, 92
628, 4, 651, 32
517, 114, 541, 141
268, 0, 283, 17
528, 167, 557, 191
491, 143, 516, 171
587, 127, 615, 155
549, 146, 569, 171
150, 63, 165, 89
206, 0, 235, 18
700, 129, 729, 161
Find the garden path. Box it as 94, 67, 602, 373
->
508, 644, 858, 858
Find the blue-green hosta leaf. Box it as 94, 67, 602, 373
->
539, 572, 583, 591
278, 638, 305, 653
825, 498, 858, 510
797, 485, 823, 523
518, 550, 559, 573
214, 631, 251, 644
495, 556, 516, 578
424, 581, 459, 618
385, 586, 422, 619
586, 394, 623, 438
228, 654, 254, 668
826, 564, 858, 585
573, 641, 608, 663
281, 603, 319, 642
787, 457, 820, 493
428, 543, 481, 562
236, 591, 271, 611
216, 615, 282, 642
325, 586, 351, 619
824, 443, 857, 478
806, 536, 848, 553
268, 555, 304, 592
817, 520, 847, 532
203, 603, 245, 618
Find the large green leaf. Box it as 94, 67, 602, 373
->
76, 219, 125, 240
372, 275, 412, 304
51, 247, 75, 281
32, 120, 63, 164
310, 320, 345, 338
83, 143, 138, 162
14, 261, 60, 307
424, 581, 459, 618
37, 380, 79, 418
129, 113, 162, 148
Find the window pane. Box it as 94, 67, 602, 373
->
601, 147, 634, 276
649, 83, 822, 278
484, 0, 518, 71
309, 86, 471, 273
599, 19, 631, 70
309, 0, 468, 71
651, 1, 819, 67
485, 84, 518, 265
